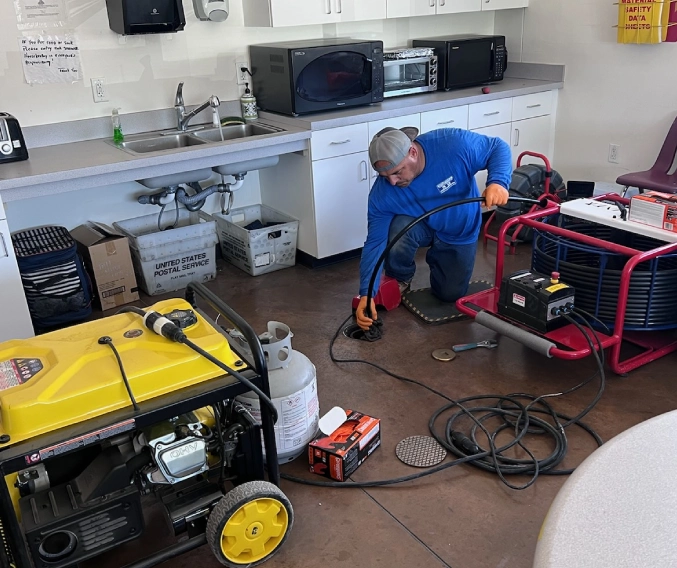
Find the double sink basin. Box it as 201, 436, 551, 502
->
109, 122, 287, 156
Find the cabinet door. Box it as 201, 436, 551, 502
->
437, 0, 481, 14
387, 0, 435, 19
313, 152, 371, 258
481, 0, 528, 10
470, 123, 512, 192
511, 115, 553, 168
270, 0, 339, 26
337, 0, 387, 21
420, 105, 469, 133
0, 220, 34, 342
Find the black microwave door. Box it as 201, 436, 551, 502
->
447, 43, 493, 88
294, 51, 373, 104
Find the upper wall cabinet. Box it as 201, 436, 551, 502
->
244, 0, 387, 27
481, 0, 528, 10
387, 0, 481, 18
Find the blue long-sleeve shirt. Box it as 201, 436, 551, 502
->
358, 128, 512, 296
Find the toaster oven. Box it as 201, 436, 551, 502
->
383, 47, 438, 98
0, 113, 28, 164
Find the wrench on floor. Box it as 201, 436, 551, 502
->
451, 339, 498, 353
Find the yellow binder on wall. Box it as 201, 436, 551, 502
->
617, 0, 671, 44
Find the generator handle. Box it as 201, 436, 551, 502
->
185, 282, 280, 486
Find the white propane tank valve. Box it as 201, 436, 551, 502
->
232, 322, 319, 463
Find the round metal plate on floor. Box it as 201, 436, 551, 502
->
432, 348, 456, 362
396, 435, 448, 468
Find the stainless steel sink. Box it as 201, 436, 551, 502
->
192, 122, 286, 143
115, 133, 207, 154
108, 122, 287, 156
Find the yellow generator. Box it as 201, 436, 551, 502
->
0, 283, 292, 568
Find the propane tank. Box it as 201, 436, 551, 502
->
231, 322, 319, 464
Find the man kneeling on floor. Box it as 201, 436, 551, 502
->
355, 126, 512, 332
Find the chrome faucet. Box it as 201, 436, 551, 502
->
175, 82, 221, 131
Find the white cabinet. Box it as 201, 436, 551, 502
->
420, 105, 469, 133
481, 0, 528, 9
511, 115, 553, 168
337, 0, 387, 21
437, 0, 481, 14
387, 0, 435, 18
0, 199, 34, 342
313, 153, 371, 258
245, 0, 386, 26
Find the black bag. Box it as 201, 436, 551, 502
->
11, 226, 93, 330
495, 164, 566, 242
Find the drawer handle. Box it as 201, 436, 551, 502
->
360, 160, 368, 181
326, 0, 331, 13
330, 139, 351, 145
513, 128, 520, 147
483, 111, 500, 116
336, 0, 342, 13
0, 232, 7, 258
437, 119, 455, 124
440, 0, 446, 5
429, 0, 435, 6
527, 104, 542, 109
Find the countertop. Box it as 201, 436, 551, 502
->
0, 69, 563, 203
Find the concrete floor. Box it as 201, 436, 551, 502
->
88, 242, 677, 568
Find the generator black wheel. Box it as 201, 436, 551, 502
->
206, 480, 293, 567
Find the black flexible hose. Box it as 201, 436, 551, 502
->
364, 196, 545, 317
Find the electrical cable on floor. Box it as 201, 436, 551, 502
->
99, 336, 140, 411
281, 196, 608, 490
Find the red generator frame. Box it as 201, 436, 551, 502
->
483, 151, 562, 254
458, 194, 677, 375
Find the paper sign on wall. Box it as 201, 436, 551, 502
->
19, 33, 81, 84
14, 0, 68, 28
617, 0, 671, 44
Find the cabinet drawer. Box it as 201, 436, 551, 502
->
468, 98, 512, 130
311, 123, 369, 161
420, 106, 468, 133
368, 113, 421, 141
512, 91, 553, 122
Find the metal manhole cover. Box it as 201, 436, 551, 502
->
395, 435, 447, 468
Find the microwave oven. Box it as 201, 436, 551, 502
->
249, 38, 384, 116
411, 34, 506, 91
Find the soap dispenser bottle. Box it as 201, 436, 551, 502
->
111, 108, 124, 144
240, 83, 258, 123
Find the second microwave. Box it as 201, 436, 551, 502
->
411, 34, 507, 91
249, 38, 384, 116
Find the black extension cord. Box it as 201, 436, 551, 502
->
280, 196, 608, 490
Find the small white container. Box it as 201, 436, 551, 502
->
208, 204, 298, 277
113, 210, 218, 295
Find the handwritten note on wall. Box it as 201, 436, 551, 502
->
19, 34, 81, 84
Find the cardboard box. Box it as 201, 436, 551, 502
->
308, 410, 381, 481
71, 222, 139, 311
629, 191, 677, 233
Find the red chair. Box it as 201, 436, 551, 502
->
617, 116, 677, 196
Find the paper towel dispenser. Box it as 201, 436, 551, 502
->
106, 0, 186, 35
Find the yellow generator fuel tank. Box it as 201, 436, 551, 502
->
0, 299, 240, 445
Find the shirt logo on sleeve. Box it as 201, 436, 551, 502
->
436, 175, 457, 194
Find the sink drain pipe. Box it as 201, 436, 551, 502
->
176, 174, 245, 211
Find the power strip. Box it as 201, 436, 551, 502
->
559, 198, 677, 243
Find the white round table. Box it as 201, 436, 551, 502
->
534, 409, 677, 568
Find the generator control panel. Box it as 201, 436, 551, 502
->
498, 270, 575, 333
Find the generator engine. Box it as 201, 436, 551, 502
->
498, 269, 575, 333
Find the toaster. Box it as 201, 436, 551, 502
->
0, 113, 28, 164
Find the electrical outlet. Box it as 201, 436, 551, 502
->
236, 61, 248, 85
91, 78, 108, 103
608, 143, 620, 164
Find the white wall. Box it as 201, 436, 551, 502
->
508, 0, 677, 183
1, 0, 495, 127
